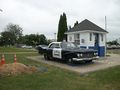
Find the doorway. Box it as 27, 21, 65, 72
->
94, 33, 99, 55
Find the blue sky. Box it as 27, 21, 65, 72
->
0, 0, 120, 41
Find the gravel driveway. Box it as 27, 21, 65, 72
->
27, 54, 120, 73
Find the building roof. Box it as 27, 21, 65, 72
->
66, 19, 108, 33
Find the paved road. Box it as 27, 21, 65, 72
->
27, 54, 120, 74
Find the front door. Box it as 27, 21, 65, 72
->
94, 33, 99, 55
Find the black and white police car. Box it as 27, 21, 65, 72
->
38, 42, 99, 63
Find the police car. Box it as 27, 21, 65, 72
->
39, 42, 99, 63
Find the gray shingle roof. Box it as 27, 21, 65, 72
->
67, 19, 108, 33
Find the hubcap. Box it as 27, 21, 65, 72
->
68, 58, 72, 63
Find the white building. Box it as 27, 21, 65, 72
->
65, 19, 108, 57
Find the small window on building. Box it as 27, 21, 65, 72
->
74, 34, 79, 40
81, 39, 85, 43
74, 34, 80, 44
69, 36, 72, 41
101, 34, 104, 41
76, 34, 79, 39
90, 33, 92, 41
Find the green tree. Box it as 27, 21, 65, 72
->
0, 31, 13, 46
107, 40, 119, 45
23, 34, 48, 46
57, 13, 68, 41
68, 25, 72, 30
0, 23, 23, 46
57, 15, 63, 41
39, 34, 48, 45
74, 21, 79, 26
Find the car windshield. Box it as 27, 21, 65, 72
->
61, 42, 77, 48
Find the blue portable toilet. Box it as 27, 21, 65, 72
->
65, 19, 108, 57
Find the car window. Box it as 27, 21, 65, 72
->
61, 42, 77, 48
49, 43, 60, 48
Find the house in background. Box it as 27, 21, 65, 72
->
65, 19, 108, 57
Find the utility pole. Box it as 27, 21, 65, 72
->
105, 16, 107, 31
105, 16, 107, 57
54, 33, 56, 41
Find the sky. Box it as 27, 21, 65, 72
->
0, 0, 120, 41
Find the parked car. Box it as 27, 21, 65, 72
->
37, 42, 99, 63
36, 45, 48, 54
21, 45, 32, 49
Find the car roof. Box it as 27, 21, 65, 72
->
52, 42, 62, 44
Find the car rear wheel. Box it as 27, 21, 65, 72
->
44, 54, 50, 60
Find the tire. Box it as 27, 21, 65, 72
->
67, 58, 73, 64
44, 54, 50, 60
85, 60, 92, 63
38, 51, 41, 54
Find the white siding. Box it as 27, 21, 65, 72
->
67, 31, 106, 47
74, 34, 80, 44
88, 33, 95, 47
99, 34, 106, 46
80, 32, 89, 48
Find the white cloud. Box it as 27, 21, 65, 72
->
0, 0, 120, 40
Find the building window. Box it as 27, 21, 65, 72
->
81, 39, 85, 43
90, 33, 92, 41
76, 34, 79, 39
74, 34, 80, 44
101, 34, 103, 41
74, 34, 79, 40
69, 36, 72, 41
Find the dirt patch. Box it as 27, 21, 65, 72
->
0, 63, 38, 76
27, 54, 120, 74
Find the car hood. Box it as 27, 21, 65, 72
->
62, 47, 97, 53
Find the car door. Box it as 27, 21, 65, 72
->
48, 43, 62, 59
52, 43, 62, 59
53, 48, 62, 59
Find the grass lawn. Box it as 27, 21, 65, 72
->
0, 46, 37, 52
0, 47, 120, 90
107, 49, 120, 54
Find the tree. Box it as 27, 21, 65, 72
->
0, 31, 13, 46
23, 34, 48, 46
39, 34, 48, 45
74, 21, 79, 26
68, 25, 72, 30
107, 40, 119, 45
57, 15, 63, 41
0, 23, 23, 46
57, 13, 68, 41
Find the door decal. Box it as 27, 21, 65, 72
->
53, 48, 62, 59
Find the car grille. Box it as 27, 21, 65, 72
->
83, 53, 94, 58
77, 53, 94, 58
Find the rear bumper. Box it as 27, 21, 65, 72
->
72, 56, 99, 61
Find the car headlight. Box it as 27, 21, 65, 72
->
94, 53, 98, 56
77, 53, 83, 57
77, 54, 80, 57
80, 54, 83, 57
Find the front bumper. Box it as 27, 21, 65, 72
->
72, 56, 99, 61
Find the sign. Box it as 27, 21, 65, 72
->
53, 48, 62, 59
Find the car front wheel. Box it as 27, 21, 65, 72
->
67, 58, 73, 64
84, 60, 93, 63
